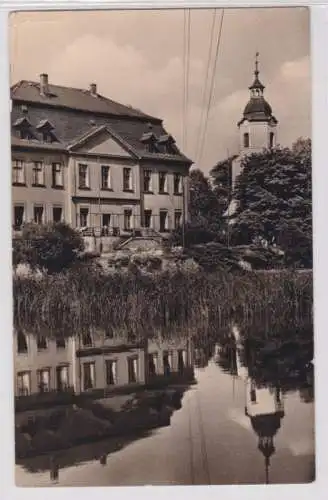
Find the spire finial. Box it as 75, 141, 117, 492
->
255, 52, 259, 77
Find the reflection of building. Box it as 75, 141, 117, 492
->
14, 329, 193, 400
245, 382, 284, 484
147, 338, 193, 379
75, 331, 146, 393
14, 329, 76, 396
230, 323, 285, 484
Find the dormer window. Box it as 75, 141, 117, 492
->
36, 119, 57, 143
157, 134, 177, 154
13, 117, 34, 140
140, 131, 158, 153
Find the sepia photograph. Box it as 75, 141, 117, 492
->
10, 6, 313, 487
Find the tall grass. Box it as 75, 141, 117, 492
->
13, 268, 313, 339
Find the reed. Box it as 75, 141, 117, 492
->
13, 268, 313, 339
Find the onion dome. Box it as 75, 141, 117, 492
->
238, 52, 277, 126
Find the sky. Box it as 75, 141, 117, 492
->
9, 7, 311, 173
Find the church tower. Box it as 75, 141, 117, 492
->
230, 53, 278, 192
238, 52, 278, 154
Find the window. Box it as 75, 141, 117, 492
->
17, 371, 31, 396
78, 164, 89, 189
124, 209, 133, 231
144, 209, 152, 228
174, 210, 182, 229
123, 168, 133, 191
174, 173, 182, 194
12, 160, 25, 185
101, 166, 111, 189
163, 351, 173, 376
105, 360, 117, 386
269, 132, 275, 148
143, 169, 152, 192
83, 362, 95, 391
159, 172, 168, 193
52, 163, 63, 188
178, 350, 187, 373
148, 353, 158, 377
53, 206, 63, 223
243, 133, 250, 148
17, 329, 28, 354
33, 205, 44, 224
102, 214, 111, 235
128, 357, 139, 383
19, 128, 33, 140
37, 368, 51, 393
14, 205, 25, 229
42, 131, 56, 143
250, 388, 257, 403
82, 331, 93, 347
56, 365, 69, 391
33, 162, 45, 186
79, 208, 89, 227
159, 210, 168, 232
37, 335, 47, 351
56, 337, 66, 349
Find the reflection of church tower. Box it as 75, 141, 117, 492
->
245, 382, 285, 484
231, 53, 279, 190
230, 324, 285, 484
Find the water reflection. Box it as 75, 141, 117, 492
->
16, 320, 314, 485
213, 322, 314, 484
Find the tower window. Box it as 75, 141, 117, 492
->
243, 133, 250, 148
269, 132, 274, 148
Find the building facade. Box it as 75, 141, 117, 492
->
14, 328, 193, 399
11, 74, 192, 240
14, 329, 76, 397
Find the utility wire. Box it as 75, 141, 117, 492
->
195, 9, 218, 162
197, 9, 225, 167
182, 9, 191, 151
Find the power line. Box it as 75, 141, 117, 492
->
182, 9, 191, 151
197, 9, 225, 167
195, 9, 218, 162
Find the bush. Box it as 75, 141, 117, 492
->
13, 222, 84, 274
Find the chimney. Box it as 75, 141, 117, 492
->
89, 83, 97, 97
40, 73, 49, 96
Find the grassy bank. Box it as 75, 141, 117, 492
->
13, 268, 313, 339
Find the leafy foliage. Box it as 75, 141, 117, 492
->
231, 138, 312, 268
13, 222, 84, 274
210, 155, 237, 214
170, 169, 225, 246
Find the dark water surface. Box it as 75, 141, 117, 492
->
16, 323, 315, 486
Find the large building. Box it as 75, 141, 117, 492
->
11, 74, 192, 241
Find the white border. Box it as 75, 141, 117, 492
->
1, 1, 327, 499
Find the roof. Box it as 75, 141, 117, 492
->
11, 80, 160, 121
11, 79, 192, 165
238, 96, 277, 126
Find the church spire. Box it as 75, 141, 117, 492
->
249, 52, 265, 96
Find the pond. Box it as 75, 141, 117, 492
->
15, 321, 314, 486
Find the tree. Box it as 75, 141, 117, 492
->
231, 138, 312, 267
13, 222, 84, 274
189, 168, 222, 225
169, 169, 225, 247
210, 155, 237, 215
